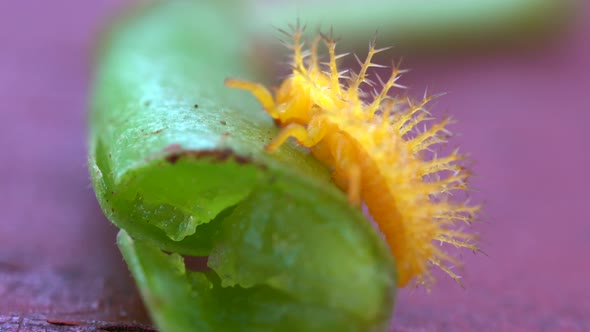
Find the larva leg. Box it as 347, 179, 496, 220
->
266, 115, 328, 152
347, 164, 362, 207
224, 78, 278, 118
266, 123, 315, 152
333, 134, 362, 207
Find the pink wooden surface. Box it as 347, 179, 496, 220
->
0, 1, 588, 330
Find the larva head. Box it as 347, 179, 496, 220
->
270, 74, 316, 126
225, 25, 351, 127
270, 33, 345, 127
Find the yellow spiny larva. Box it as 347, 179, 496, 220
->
225, 23, 478, 287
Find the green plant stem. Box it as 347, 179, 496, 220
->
88, 1, 396, 331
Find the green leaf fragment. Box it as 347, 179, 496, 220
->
209, 181, 394, 322
119, 230, 390, 332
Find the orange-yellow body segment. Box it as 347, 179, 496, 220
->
225, 26, 478, 287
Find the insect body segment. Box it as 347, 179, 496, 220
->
225, 26, 477, 287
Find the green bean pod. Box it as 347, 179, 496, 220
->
88, 1, 396, 331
